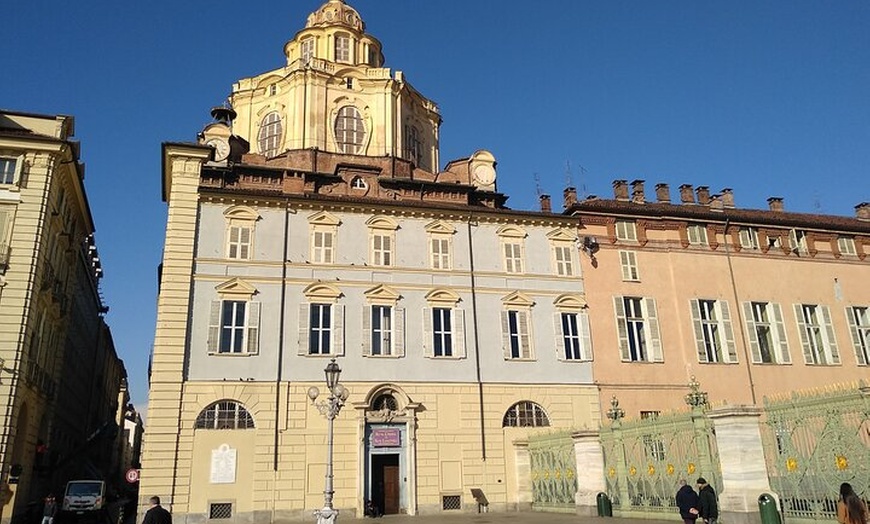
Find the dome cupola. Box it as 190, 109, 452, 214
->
306, 0, 365, 33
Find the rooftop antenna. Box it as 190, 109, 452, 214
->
565, 160, 574, 189
534, 173, 542, 198
577, 163, 588, 199
812, 191, 823, 213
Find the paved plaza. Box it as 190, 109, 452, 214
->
334, 512, 675, 524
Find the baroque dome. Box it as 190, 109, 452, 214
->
306, 0, 365, 32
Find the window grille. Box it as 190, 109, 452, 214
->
209, 503, 232, 520
195, 401, 255, 430
442, 495, 461, 511
503, 401, 549, 427
372, 394, 398, 411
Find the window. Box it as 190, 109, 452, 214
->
208, 298, 260, 354
554, 245, 573, 276
425, 220, 454, 270
794, 304, 840, 365
0, 157, 19, 185
209, 503, 233, 520
615, 220, 637, 241
613, 296, 663, 362
335, 34, 351, 62
351, 177, 367, 190
640, 411, 660, 420
643, 434, 666, 461
739, 227, 759, 249
744, 302, 791, 364
690, 299, 737, 363
845, 306, 870, 366
502, 401, 550, 427
498, 226, 526, 274
431, 308, 453, 357
334, 106, 365, 154
430, 238, 450, 269
363, 285, 404, 357
687, 225, 707, 246
257, 112, 282, 157
405, 124, 423, 166
0, 207, 13, 265
548, 228, 576, 276
619, 250, 639, 281
372, 234, 392, 266
268, 84, 277, 96
789, 229, 808, 254
372, 394, 398, 411
502, 310, 532, 359
301, 37, 315, 63
309, 211, 340, 264
227, 226, 251, 260
555, 311, 592, 361
423, 289, 464, 358
368, 305, 398, 356
299, 283, 344, 356
367, 44, 378, 66
195, 400, 254, 430
838, 237, 857, 256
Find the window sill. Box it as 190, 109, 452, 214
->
208, 352, 257, 357
425, 355, 465, 360
504, 357, 537, 362
364, 354, 404, 359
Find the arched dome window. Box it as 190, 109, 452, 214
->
502, 401, 549, 427
334, 106, 365, 154
195, 400, 255, 430
372, 393, 398, 412
258, 112, 282, 157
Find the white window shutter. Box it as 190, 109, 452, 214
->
579, 311, 593, 361
719, 300, 737, 363
501, 311, 511, 359
690, 300, 708, 363
362, 306, 372, 356
820, 305, 839, 364
453, 308, 466, 358
645, 298, 663, 362
394, 307, 405, 357
332, 304, 345, 356
519, 311, 532, 359
246, 302, 261, 354
793, 304, 813, 364
553, 312, 566, 361
613, 297, 630, 361
743, 302, 762, 363
13, 156, 23, 185
771, 303, 791, 364
298, 303, 310, 355
208, 300, 222, 352
422, 307, 432, 357
845, 307, 867, 366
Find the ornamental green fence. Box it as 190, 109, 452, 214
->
600, 403, 721, 518
760, 381, 870, 523
528, 430, 577, 512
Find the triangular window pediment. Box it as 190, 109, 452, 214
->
425, 220, 456, 235
497, 225, 527, 239
547, 228, 577, 242
364, 284, 401, 302
365, 215, 399, 231
553, 293, 587, 310
303, 282, 342, 300
501, 291, 535, 308
215, 278, 258, 297
308, 211, 341, 227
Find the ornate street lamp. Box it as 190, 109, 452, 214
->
308, 359, 350, 524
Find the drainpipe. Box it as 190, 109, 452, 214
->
466, 213, 486, 461
274, 196, 290, 470
723, 218, 757, 405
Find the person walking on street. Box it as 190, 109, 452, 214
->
676, 480, 700, 524
837, 483, 869, 524
41, 494, 57, 524
143, 496, 172, 524
697, 477, 719, 524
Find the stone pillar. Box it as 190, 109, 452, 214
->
708, 405, 777, 524
513, 439, 532, 512
572, 430, 606, 517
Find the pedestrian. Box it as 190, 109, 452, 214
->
41, 494, 57, 524
696, 477, 718, 524
675, 479, 700, 524
837, 483, 869, 524
143, 496, 172, 524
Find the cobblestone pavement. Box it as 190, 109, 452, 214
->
334, 512, 676, 524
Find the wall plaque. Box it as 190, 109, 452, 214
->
210, 444, 237, 484
371, 428, 401, 447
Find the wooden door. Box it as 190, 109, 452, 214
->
383, 465, 400, 514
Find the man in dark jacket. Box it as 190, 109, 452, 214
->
675, 480, 700, 524
143, 496, 172, 524
696, 478, 719, 524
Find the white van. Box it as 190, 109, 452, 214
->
61, 480, 106, 516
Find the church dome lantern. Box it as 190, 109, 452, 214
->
306, 0, 365, 32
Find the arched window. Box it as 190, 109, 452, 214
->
502, 401, 549, 427
301, 37, 315, 63
351, 177, 367, 190
334, 106, 365, 154
372, 394, 398, 411
195, 400, 255, 430
258, 112, 282, 157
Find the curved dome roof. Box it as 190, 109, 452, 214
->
306, 0, 365, 32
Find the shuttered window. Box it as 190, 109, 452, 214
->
690, 299, 737, 364
298, 303, 345, 356
362, 305, 405, 357
743, 302, 791, 364
619, 250, 639, 281
794, 304, 839, 365
845, 306, 870, 366
553, 311, 592, 361
502, 310, 532, 360
207, 300, 260, 355
613, 296, 663, 362
422, 307, 465, 358
554, 245, 573, 276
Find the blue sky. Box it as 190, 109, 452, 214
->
3, 1, 868, 411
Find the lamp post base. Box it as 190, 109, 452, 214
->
314, 506, 338, 524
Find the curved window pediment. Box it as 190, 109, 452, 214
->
195, 400, 255, 430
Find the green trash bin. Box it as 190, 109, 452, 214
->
596, 492, 613, 517
758, 493, 781, 524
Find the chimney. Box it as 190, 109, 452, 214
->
710, 194, 724, 211
696, 186, 711, 206
540, 194, 552, 213
613, 180, 629, 201
721, 188, 735, 208
856, 202, 870, 221
563, 187, 577, 209
655, 183, 671, 203
630, 179, 645, 204
679, 184, 695, 204
768, 197, 784, 212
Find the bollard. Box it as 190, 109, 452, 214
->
596, 492, 613, 517
758, 493, 781, 524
